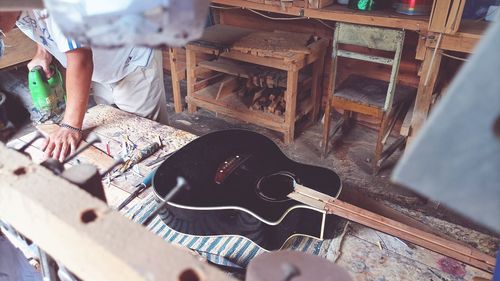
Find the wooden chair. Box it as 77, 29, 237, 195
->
322, 23, 415, 174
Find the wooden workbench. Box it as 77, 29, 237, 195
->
6, 105, 495, 280
185, 24, 328, 144
8, 105, 196, 207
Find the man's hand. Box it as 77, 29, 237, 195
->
27, 44, 53, 78
41, 48, 93, 162
42, 127, 82, 162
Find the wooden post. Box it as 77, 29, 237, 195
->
0, 144, 233, 281
186, 48, 198, 113
169, 48, 184, 113
408, 47, 443, 145
310, 48, 326, 122
284, 70, 299, 144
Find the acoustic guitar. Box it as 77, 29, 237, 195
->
152, 129, 495, 272
152, 129, 343, 251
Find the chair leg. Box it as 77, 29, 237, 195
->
322, 101, 333, 158
373, 112, 391, 175
341, 110, 352, 133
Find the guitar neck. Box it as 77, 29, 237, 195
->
288, 184, 495, 273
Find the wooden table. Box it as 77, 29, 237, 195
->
185, 24, 328, 144
8, 105, 197, 208
0, 28, 36, 70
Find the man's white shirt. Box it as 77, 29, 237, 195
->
16, 10, 153, 84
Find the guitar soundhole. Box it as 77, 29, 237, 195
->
256, 172, 296, 202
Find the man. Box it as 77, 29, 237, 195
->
1, 11, 169, 162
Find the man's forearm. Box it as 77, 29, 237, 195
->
63, 48, 93, 128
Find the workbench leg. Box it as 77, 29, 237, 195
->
311, 49, 326, 122
186, 48, 198, 114
408, 47, 443, 146
284, 70, 299, 144
169, 48, 183, 113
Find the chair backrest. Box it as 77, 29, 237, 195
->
332, 22, 405, 112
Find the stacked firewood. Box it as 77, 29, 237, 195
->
232, 75, 287, 116
250, 88, 286, 116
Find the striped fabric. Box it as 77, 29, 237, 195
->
124, 194, 348, 268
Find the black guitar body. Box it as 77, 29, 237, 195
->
152, 129, 342, 251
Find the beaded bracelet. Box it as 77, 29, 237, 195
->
59, 123, 83, 133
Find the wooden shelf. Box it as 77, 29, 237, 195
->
188, 81, 286, 130
211, 0, 429, 31
198, 58, 309, 88
427, 20, 489, 53
186, 24, 327, 143
305, 4, 429, 31
212, 0, 303, 16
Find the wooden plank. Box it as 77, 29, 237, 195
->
232, 31, 312, 57
428, 0, 452, 33
187, 44, 294, 70
194, 72, 226, 92
0, 144, 234, 281
198, 59, 290, 88
289, 185, 496, 273
415, 33, 427, 60
445, 0, 466, 34
428, 21, 487, 53
212, 0, 303, 16
216, 76, 240, 100
307, 0, 334, 9
36, 124, 115, 172
284, 70, 299, 144
304, 5, 428, 31
337, 50, 394, 65
190, 80, 285, 125
337, 23, 404, 52
400, 99, 414, 137
187, 96, 287, 133
310, 45, 326, 121
332, 97, 383, 118
186, 48, 198, 113
168, 48, 184, 113
408, 47, 442, 144
0, 28, 37, 69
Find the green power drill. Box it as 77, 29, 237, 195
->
28, 64, 66, 123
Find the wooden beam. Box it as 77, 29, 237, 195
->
212, 0, 303, 16
216, 76, 240, 100
427, 21, 487, 54
408, 47, 442, 145
284, 70, 299, 144
304, 5, 428, 32
428, 0, 451, 33
186, 48, 198, 113
445, 0, 466, 34
0, 144, 233, 281
290, 184, 496, 273
168, 48, 184, 113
